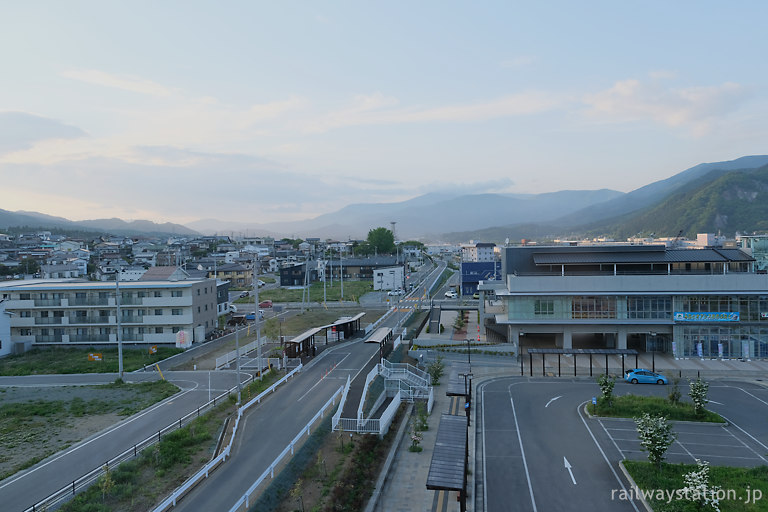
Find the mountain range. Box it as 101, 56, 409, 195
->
2, 155, 768, 242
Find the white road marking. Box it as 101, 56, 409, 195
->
511, 397, 537, 512
545, 396, 562, 408
563, 457, 577, 485
577, 401, 640, 512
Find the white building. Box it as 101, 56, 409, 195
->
462, 242, 496, 262
373, 266, 405, 291
0, 277, 218, 353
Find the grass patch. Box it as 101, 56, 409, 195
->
0, 346, 183, 376
259, 280, 373, 303
59, 402, 234, 512
624, 460, 768, 511
261, 308, 384, 340
0, 379, 180, 481
588, 394, 724, 423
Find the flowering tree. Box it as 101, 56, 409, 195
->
596, 374, 616, 406
409, 422, 423, 452
634, 413, 676, 469
689, 378, 710, 417
681, 459, 721, 511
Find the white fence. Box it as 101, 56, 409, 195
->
227, 385, 346, 512
332, 375, 352, 431
216, 337, 273, 369
152, 364, 303, 512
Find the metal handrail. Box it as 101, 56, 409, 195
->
23, 365, 302, 512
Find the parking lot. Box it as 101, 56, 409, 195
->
597, 417, 768, 467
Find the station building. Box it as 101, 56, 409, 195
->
0, 277, 218, 357
481, 244, 768, 359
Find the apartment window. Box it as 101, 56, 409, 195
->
155, 327, 163, 334
204, 287, 208, 294
197, 306, 201, 313
99, 310, 110, 317
205, 304, 208, 311
76, 310, 87, 317
171, 290, 182, 297
20, 293, 30, 300
197, 289, 201, 296
155, 309, 163, 316
99, 292, 109, 299
20, 329, 31, 336
172, 327, 180, 333
154, 291, 162, 297
172, 309, 182, 316
20, 311, 31, 318
534, 299, 554, 316
138, 327, 146, 334
137, 291, 147, 298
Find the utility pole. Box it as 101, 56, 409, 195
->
254, 262, 262, 381
340, 247, 344, 300
235, 325, 241, 405
115, 267, 123, 380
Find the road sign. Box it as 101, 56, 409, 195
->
88, 353, 103, 361
148, 345, 157, 354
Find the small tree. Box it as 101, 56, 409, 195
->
100, 464, 114, 503
689, 378, 710, 417
681, 459, 721, 511
634, 413, 676, 469
668, 377, 682, 405
290, 478, 304, 512
427, 355, 445, 386
596, 374, 616, 407
409, 421, 423, 452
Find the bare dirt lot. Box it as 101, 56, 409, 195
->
0, 381, 177, 480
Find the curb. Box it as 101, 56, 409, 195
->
618, 460, 653, 512
364, 403, 414, 512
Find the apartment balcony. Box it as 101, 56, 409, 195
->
35, 317, 63, 325
119, 297, 144, 306
68, 316, 111, 325
69, 334, 105, 343
119, 316, 145, 324
70, 298, 110, 306
121, 333, 145, 342
36, 335, 63, 343
34, 299, 62, 307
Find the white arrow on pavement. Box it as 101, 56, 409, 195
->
564, 457, 577, 485
545, 395, 562, 408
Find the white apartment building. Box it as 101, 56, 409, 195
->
0, 277, 218, 356
461, 242, 496, 262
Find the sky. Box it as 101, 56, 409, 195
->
1, 1, 767, 228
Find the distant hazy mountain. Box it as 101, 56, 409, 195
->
0, 209, 198, 236
214, 189, 624, 240
595, 164, 768, 238
442, 155, 768, 243
558, 155, 768, 227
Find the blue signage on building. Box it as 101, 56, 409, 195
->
673, 312, 739, 322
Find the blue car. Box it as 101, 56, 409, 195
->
624, 369, 668, 385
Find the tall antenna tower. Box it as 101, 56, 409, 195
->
390, 221, 397, 241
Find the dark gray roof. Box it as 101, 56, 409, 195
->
532, 248, 753, 266
426, 414, 468, 492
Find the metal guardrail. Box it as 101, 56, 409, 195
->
153, 364, 304, 512
227, 384, 345, 512
332, 376, 352, 431
23, 381, 244, 512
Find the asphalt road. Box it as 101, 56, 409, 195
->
0, 370, 250, 512
475, 376, 768, 512
172, 337, 381, 511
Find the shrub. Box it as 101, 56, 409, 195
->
634, 413, 676, 469
689, 378, 709, 417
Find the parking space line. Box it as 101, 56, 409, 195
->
717, 416, 768, 463
674, 438, 697, 462
597, 418, 627, 460
578, 403, 640, 512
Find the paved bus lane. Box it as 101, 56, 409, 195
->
479, 378, 640, 512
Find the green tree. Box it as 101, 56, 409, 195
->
367, 227, 395, 254
634, 413, 676, 469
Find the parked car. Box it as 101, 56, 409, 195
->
239, 291, 249, 298
473, 292, 480, 299
444, 290, 458, 299
387, 289, 403, 296
245, 310, 265, 321
259, 300, 273, 308
228, 304, 238, 313
624, 369, 668, 385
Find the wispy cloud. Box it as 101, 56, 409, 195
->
61, 69, 175, 96
422, 178, 515, 195
0, 111, 86, 154
305, 91, 560, 133
582, 77, 752, 136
